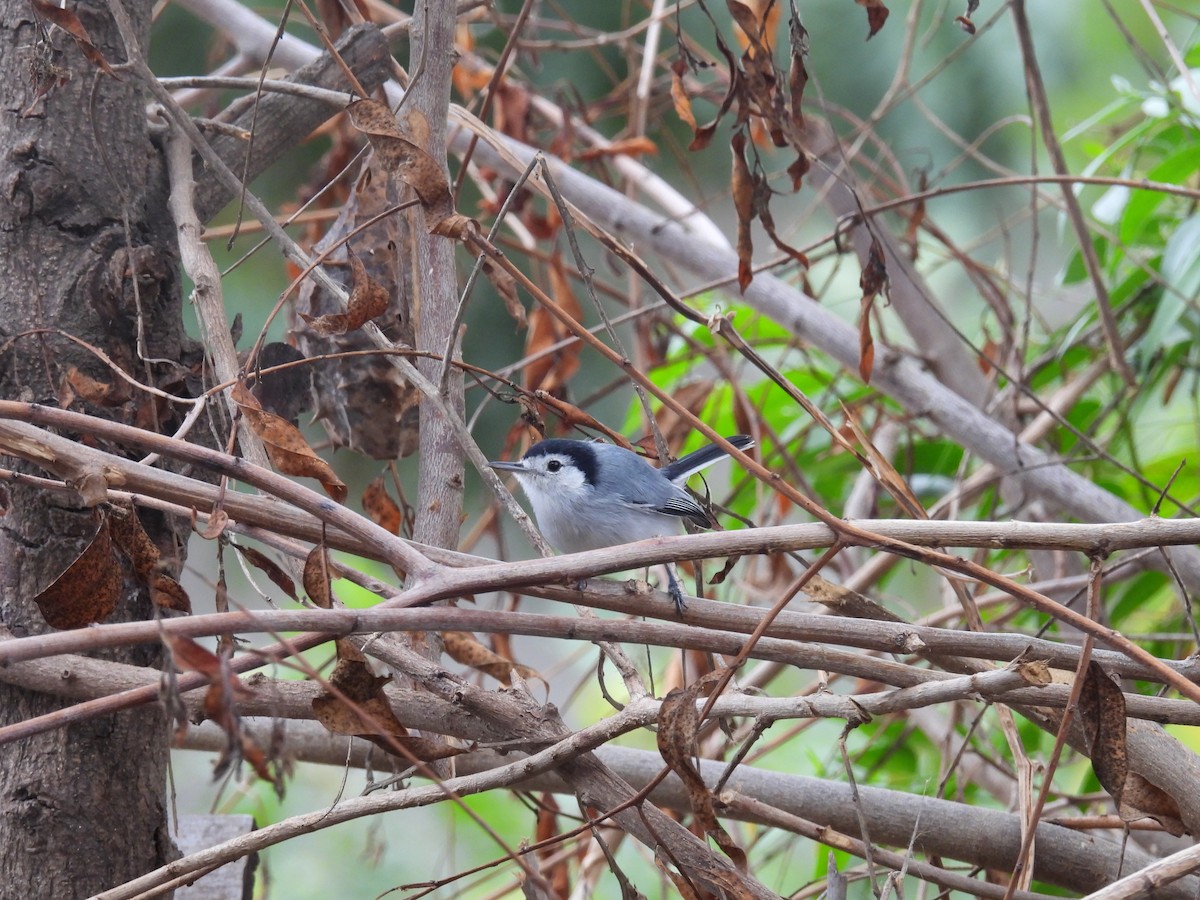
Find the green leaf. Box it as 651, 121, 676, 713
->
1163, 214, 1200, 305
1118, 145, 1200, 247
1133, 215, 1200, 371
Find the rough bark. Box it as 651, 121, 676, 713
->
0, 0, 195, 894
405, 0, 464, 681
409, 0, 466, 555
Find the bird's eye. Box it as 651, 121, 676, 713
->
547, 460, 562, 473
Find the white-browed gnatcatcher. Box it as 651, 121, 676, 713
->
489, 435, 753, 612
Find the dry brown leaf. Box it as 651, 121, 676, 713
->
313, 640, 466, 761
731, 130, 755, 293
312, 691, 406, 737
291, 147, 420, 461
61, 366, 122, 407
451, 23, 490, 97
108, 505, 161, 583
312, 661, 465, 762
197, 507, 231, 541
1079, 661, 1187, 835
66, 468, 110, 508
107, 504, 193, 614
362, 476, 403, 536
1120, 775, 1188, 836
231, 381, 347, 502
729, 0, 779, 53
523, 256, 582, 394
903, 172, 928, 254
670, 57, 698, 130
232, 542, 299, 603
443, 631, 546, 688
857, 237, 887, 383
167, 635, 269, 783
239, 733, 279, 786
840, 404, 924, 517
855, 0, 890, 39
533, 392, 621, 439
788, 4, 809, 134
730, 0, 788, 149
34, 511, 122, 629
151, 574, 192, 614
493, 82, 531, 146
298, 248, 390, 335
654, 381, 715, 452
344, 99, 476, 240
657, 669, 748, 872
311, 693, 466, 761
787, 152, 811, 192
707, 553, 742, 586
167, 635, 223, 682
303, 543, 333, 609
577, 136, 658, 162
689, 35, 740, 152
1015, 659, 1052, 686
30, 0, 118, 77
857, 301, 875, 383
861, 236, 888, 300
482, 253, 525, 329
532, 795, 572, 896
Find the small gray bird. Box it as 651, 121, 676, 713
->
489, 435, 754, 612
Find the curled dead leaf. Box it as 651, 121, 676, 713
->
298, 248, 390, 335
854, 0, 890, 38
195, 507, 231, 540
67, 468, 110, 508
670, 57, 697, 130
1015, 659, 1052, 686
788, 3, 809, 134
731, 130, 755, 293
230, 381, 347, 502
303, 543, 333, 609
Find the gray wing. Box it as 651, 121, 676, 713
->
652, 492, 712, 527
594, 442, 715, 527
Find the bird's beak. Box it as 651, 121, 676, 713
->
487, 460, 526, 473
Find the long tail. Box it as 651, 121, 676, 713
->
660, 434, 754, 482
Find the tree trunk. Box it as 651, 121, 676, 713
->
0, 0, 197, 894
410, 0, 465, 556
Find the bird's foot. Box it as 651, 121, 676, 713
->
666, 567, 687, 615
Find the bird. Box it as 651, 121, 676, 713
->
488, 434, 754, 612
